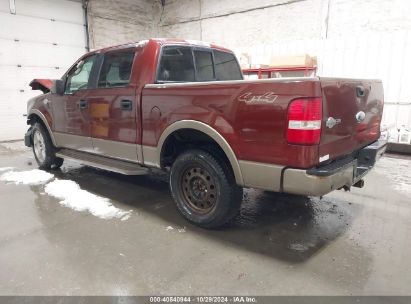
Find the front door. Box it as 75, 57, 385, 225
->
86, 48, 139, 162
52, 55, 96, 151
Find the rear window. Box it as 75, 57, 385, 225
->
158, 46, 195, 82
98, 49, 135, 88
157, 46, 242, 82
213, 50, 242, 81
194, 50, 214, 81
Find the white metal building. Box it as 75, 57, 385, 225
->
0, 0, 86, 141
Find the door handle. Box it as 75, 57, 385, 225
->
120, 99, 132, 111
78, 99, 88, 110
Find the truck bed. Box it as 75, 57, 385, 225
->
142, 76, 383, 169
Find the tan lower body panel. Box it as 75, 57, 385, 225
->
240, 159, 358, 196
142, 145, 160, 168
54, 132, 139, 163
54, 132, 94, 152
282, 165, 354, 196
239, 160, 283, 191
92, 138, 138, 162
56, 149, 148, 175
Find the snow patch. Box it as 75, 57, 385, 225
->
0, 167, 13, 172
121, 214, 131, 221
165, 226, 174, 231
44, 179, 131, 220
0, 169, 54, 185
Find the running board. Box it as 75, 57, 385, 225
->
56, 149, 148, 175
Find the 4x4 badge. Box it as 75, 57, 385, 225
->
238, 92, 278, 104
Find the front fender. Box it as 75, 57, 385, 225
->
27, 94, 56, 146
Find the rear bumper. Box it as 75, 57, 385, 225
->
282, 139, 387, 196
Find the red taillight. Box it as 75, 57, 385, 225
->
286, 97, 322, 145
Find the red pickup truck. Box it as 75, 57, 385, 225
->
25, 38, 386, 228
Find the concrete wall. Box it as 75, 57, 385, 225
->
159, 0, 323, 48
158, 0, 411, 49
327, 0, 411, 37
86, 0, 161, 50
86, 0, 411, 50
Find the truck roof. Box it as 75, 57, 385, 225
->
91, 38, 234, 54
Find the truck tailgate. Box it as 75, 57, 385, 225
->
318, 77, 384, 163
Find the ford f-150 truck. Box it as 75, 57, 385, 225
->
25, 38, 386, 228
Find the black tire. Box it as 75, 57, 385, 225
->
170, 149, 243, 229
31, 122, 64, 170
51, 157, 64, 170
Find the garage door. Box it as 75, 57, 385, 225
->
0, 0, 86, 141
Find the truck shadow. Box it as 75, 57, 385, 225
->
35, 163, 361, 265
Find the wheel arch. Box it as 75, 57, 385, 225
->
144, 120, 244, 185
27, 110, 57, 147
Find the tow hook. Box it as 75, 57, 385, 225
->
353, 179, 365, 188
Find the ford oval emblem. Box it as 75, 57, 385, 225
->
356, 111, 366, 123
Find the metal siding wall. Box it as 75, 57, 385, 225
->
0, 0, 86, 141
235, 30, 411, 129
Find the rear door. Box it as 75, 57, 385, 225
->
318, 77, 384, 162
86, 48, 139, 162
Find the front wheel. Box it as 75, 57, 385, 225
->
170, 149, 243, 229
32, 123, 63, 170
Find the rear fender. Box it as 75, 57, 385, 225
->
142, 120, 244, 185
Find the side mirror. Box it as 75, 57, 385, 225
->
51, 79, 65, 95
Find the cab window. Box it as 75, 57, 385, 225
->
157, 46, 195, 82
213, 50, 242, 81
65, 55, 96, 94
194, 50, 214, 81
98, 49, 135, 88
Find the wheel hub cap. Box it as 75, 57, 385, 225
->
33, 130, 46, 163
181, 166, 217, 214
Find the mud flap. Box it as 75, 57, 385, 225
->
24, 127, 33, 147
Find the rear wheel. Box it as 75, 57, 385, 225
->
32, 122, 63, 170
170, 149, 243, 229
